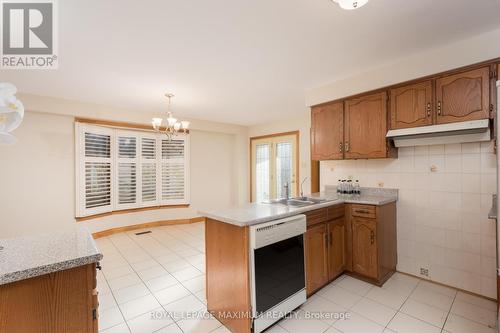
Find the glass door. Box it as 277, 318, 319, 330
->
251, 133, 298, 202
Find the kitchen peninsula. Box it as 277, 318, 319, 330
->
0, 227, 103, 333
200, 187, 398, 333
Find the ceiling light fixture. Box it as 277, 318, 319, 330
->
0, 82, 24, 145
332, 0, 369, 10
152, 93, 189, 140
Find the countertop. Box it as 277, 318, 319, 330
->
199, 187, 398, 227
488, 194, 497, 219
0, 227, 103, 285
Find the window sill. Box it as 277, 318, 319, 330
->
76, 204, 190, 222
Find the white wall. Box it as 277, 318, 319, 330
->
306, 27, 500, 106
320, 142, 497, 299
247, 110, 312, 196
0, 112, 76, 237
0, 110, 246, 238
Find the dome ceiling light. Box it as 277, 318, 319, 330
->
332, 0, 370, 10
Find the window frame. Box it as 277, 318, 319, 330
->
75, 122, 190, 218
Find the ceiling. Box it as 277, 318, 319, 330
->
2, 0, 500, 126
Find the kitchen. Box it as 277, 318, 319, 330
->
1, 1, 499, 333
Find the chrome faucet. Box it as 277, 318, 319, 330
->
300, 177, 308, 198
284, 182, 290, 200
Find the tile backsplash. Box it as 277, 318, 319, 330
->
320, 142, 497, 299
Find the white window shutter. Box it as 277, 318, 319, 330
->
160, 135, 189, 205
76, 124, 190, 217
115, 131, 140, 210
139, 134, 159, 207
76, 124, 114, 217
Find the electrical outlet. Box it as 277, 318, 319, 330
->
420, 267, 429, 277
377, 182, 384, 188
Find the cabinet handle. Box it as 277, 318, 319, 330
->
426, 103, 431, 117
96, 262, 102, 270
370, 231, 375, 245
437, 101, 442, 115
355, 209, 370, 214
344, 142, 350, 152
339, 142, 343, 153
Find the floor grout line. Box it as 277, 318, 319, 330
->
98, 224, 497, 333
105, 224, 210, 333
101, 238, 133, 333
108, 231, 182, 332
440, 290, 457, 333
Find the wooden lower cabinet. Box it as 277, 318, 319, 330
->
305, 207, 346, 296
352, 218, 378, 279
305, 202, 396, 296
327, 218, 346, 280
0, 263, 99, 333
305, 223, 329, 296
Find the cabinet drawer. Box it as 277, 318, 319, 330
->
305, 208, 328, 227
351, 205, 376, 219
327, 205, 344, 220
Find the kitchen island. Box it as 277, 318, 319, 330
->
199, 187, 397, 333
0, 227, 103, 333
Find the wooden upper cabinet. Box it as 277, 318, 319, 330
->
305, 223, 328, 296
436, 67, 490, 124
311, 102, 344, 160
352, 218, 378, 279
390, 81, 433, 129
344, 92, 388, 159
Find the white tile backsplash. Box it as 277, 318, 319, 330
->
320, 142, 497, 299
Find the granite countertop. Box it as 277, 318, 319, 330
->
0, 227, 103, 285
199, 187, 398, 227
488, 194, 497, 219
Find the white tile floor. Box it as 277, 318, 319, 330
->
96, 223, 497, 333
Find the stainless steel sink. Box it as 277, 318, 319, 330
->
292, 196, 327, 204
263, 197, 327, 207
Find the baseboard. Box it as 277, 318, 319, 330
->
92, 216, 206, 239
396, 270, 497, 303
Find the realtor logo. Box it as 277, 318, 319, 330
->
1, 0, 58, 69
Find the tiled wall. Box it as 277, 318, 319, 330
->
320, 142, 497, 299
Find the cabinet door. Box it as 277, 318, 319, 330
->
344, 92, 388, 159
327, 218, 345, 280
390, 81, 433, 129
436, 67, 490, 124
311, 102, 344, 160
305, 223, 328, 296
352, 218, 378, 279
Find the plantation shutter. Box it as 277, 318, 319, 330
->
140, 134, 159, 207
161, 136, 189, 204
115, 131, 139, 210
76, 123, 190, 217
76, 124, 114, 217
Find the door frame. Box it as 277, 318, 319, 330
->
249, 131, 300, 202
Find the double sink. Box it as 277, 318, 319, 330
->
264, 196, 327, 207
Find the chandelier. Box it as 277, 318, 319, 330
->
151, 93, 189, 140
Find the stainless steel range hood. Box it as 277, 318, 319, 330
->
386, 119, 490, 147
